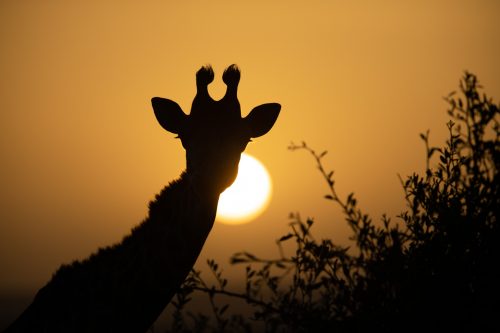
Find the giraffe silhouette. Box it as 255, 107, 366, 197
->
5, 64, 280, 332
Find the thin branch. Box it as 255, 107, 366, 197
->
191, 286, 279, 313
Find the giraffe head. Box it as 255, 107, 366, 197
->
152, 64, 280, 194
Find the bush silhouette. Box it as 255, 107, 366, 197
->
165, 72, 499, 332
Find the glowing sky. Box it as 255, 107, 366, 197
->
0, 1, 499, 324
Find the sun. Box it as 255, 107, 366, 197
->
216, 153, 272, 225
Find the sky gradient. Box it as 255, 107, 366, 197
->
1, 0, 499, 327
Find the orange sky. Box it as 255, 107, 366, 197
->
0, 0, 499, 323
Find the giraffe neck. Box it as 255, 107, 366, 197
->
6, 172, 220, 332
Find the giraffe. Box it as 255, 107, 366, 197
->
5, 64, 280, 332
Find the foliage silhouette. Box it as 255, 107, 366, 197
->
166, 72, 499, 332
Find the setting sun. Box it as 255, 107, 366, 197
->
216, 153, 272, 225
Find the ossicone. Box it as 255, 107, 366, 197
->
222, 64, 240, 101
195, 65, 214, 101
222, 64, 240, 87
196, 65, 214, 87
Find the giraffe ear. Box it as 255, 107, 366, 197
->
245, 103, 281, 138
151, 97, 187, 134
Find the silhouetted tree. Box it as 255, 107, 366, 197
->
166, 72, 499, 332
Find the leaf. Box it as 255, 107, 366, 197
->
279, 233, 294, 242
243, 252, 257, 261
230, 257, 247, 264
275, 261, 287, 269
